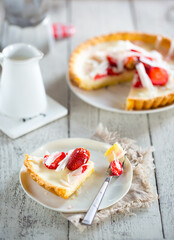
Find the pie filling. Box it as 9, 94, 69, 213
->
75, 40, 174, 98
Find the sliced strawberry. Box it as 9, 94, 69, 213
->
81, 165, 87, 173
130, 49, 141, 54
132, 74, 143, 88
107, 67, 115, 75
141, 62, 151, 74
110, 160, 123, 176
94, 73, 107, 80
67, 148, 90, 171
133, 78, 143, 88
106, 67, 121, 76
107, 55, 117, 67
148, 67, 169, 86
145, 56, 153, 61
124, 56, 138, 70
44, 152, 66, 169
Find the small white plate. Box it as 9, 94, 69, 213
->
20, 138, 133, 213
67, 75, 174, 114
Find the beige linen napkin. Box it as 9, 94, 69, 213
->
62, 123, 157, 231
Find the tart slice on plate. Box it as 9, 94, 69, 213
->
69, 32, 174, 110
24, 148, 94, 199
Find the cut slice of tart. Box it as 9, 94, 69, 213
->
24, 148, 94, 199
69, 32, 174, 110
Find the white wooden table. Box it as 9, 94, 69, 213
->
1, 0, 174, 239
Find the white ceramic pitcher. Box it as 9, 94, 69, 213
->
0, 43, 47, 118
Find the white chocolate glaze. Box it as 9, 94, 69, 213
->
75, 40, 168, 80
55, 149, 74, 172
28, 156, 94, 189
136, 63, 156, 92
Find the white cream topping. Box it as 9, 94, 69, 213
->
139, 57, 169, 70
136, 63, 156, 92
83, 40, 168, 78
89, 60, 108, 78
28, 156, 43, 163
59, 179, 72, 187
28, 156, 42, 161
167, 71, 174, 88
45, 151, 61, 166
76, 40, 173, 90
67, 163, 91, 184
167, 39, 174, 60
55, 149, 74, 172
114, 159, 122, 171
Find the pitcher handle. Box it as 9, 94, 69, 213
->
0, 53, 3, 65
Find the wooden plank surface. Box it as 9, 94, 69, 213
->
69, 1, 162, 239
134, 1, 174, 238
1, 0, 174, 239
0, 1, 69, 240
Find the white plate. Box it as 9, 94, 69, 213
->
67, 75, 174, 114
20, 138, 133, 213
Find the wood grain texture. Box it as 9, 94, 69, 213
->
133, 0, 174, 38
1, 0, 173, 239
69, 1, 162, 239
134, 1, 174, 238
0, 1, 69, 240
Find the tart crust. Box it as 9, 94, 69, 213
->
24, 154, 94, 199
126, 93, 174, 110
69, 32, 174, 110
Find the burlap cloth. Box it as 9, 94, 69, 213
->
62, 123, 158, 232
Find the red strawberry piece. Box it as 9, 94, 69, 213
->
124, 56, 138, 70
133, 74, 143, 88
130, 49, 141, 54
67, 148, 90, 171
145, 56, 153, 61
81, 165, 87, 173
148, 67, 169, 86
43, 155, 50, 163
107, 55, 117, 67
107, 67, 115, 75
110, 160, 123, 176
107, 67, 121, 76
94, 73, 107, 80
107, 67, 116, 76
133, 78, 143, 88
44, 152, 66, 169
140, 57, 154, 73
142, 63, 151, 74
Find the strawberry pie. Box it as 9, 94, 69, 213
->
24, 148, 94, 199
69, 32, 174, 110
